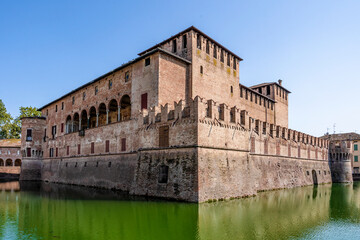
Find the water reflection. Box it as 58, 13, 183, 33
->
0, 181, 359, 240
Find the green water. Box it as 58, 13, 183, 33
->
0, 182, 359, 240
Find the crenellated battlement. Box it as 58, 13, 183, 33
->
138, 96, 329, 150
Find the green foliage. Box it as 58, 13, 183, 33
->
0, 99, 41, 139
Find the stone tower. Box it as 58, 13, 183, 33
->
329, 141, 353, 183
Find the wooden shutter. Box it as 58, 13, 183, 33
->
105, 140, 110, 153
91, 142, 94, 154
141, 93, 148, 110
27, 148, 31, 157
121, 138, 126, 152
159, 126, 169, 148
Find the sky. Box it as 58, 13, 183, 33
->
0, 0, 359, 137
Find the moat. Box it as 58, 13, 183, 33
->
0, 182, 359, 240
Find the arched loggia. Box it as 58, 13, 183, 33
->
120, 95, 131, 121
73, 113, 80, 132
89, 107, 97, 128
66, 115, 72, 133
81, 110, 88, 130
108, 99, 118, 124
98, 103, 107, 126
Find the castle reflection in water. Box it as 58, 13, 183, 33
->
0, 182, 359, 240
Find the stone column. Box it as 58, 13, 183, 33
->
106, 110, 109, 124
96, 113, 99, 127
87, 117, 90, 129
118, 106, 121, 122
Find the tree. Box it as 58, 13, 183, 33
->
0, 100, 13, 139
0, 100, 42, 139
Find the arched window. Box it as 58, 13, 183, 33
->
81, 110, 88, 130
98, 103, 107, 126
73, 113, 80, 132
15, 159, 21, 167
66, 115, 72, 133
120, 95, 131, 121
108, 99, 118, 123
6, 159, 12, 167
0, 159, 3, 166
89, 107, 97, 128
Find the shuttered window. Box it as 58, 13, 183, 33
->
78, 144, 81, 154
91, 142, 94, 154
121, 138, 126, 152
141, 93, 148, 110
159, 126, 169, 147
105, 140, 110, 153
67, 146, 69, 156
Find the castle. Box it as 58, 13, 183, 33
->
20, 26, 352, 202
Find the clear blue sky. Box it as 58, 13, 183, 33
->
1, 0, 359, 136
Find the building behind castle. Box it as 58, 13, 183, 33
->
20, 27, 352, 202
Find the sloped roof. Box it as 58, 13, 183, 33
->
0, 139, 21, 148
320, 132, 360, 141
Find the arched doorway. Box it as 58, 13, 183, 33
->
6, 159, 12, 167
0, 159, 3, 166
312, 170, 318, 185
81, 110, 88, 130
120, 95, 131, 121
15, 159, 21, 167
66, 115, 72, 133
108, 99, 118, 124
98, 103, 107, 126
73, 113, 80, 132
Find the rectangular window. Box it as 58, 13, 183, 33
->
267, 86, 271, 95
182, 34, 187, 48
56, 148, 58, 157
145, 57, 150, 66
355, 156, 359, 162
95, 86, 98, 95
105, 140, 110, 153
62, 102, 64, 110
159, 125, 169, 147
240, 87, 243, 98
27, 148, 31, 157
206, 40, 210, 54
52, 125, 56, 138
61, 123, 64, 133
172, 39, 177, 53
55, 105, 58, 112
213, 45, 217, 58
78, 144, 81, 155
220, 49, 224, 62
158, 165, 169, 183
83, 92, 86, 100
141, 93, 148, 110
49, 148, 53, 158
108, 80, 112, 89
233, 56, 236, 70
72, 96, 75, 105
227, 54, 230, 66
67, 146, 69, 156
121, 138, 126, 152
91, 142, 94, 154
26, 129, 32, 141
355, 144, 358, 151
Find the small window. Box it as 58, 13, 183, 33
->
46, 109, 48, 115
61, 102, 64, 110
61, 123, 64, 133
233, 56, 236, 70
197, 34, 201, 49
172, 39, 177, 53
78, 144, 81, 155
259, 88, 262, 94
145, 57, 150, 66
158, 165, 169, 183
67, 146, 69, 156
125, 71, 130, 82
267, 86, 271, 95
355, 156, 359, 162
227, 54, 230, 66
220, 49, 224, 62
55, 105, 58, 112
141, 93, 148, 110
206, 40, 210, 54
182, 34, 187, 48
200, 66, 203, 74
213, 45, 217, 58
230, 86, 233, 94
109, 80, 112, 89
354, 144, 358, 151
83, 92, 86, 100
72, 96, 75, 105
56, 148, 58, 157
240, 87, 243, 98
26, 129, 32, 141
95, 86, 98, 95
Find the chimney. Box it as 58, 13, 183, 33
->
278, 79, 282, 86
